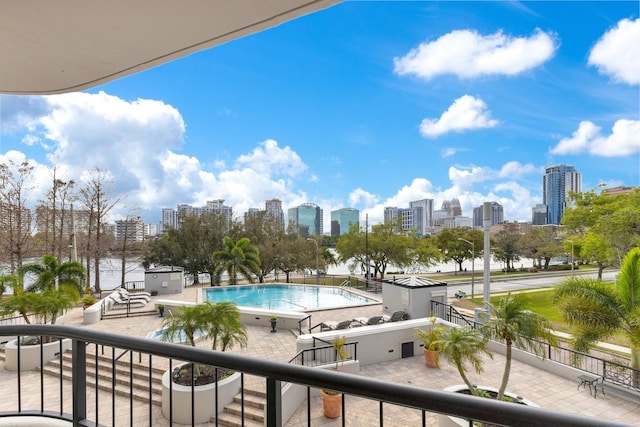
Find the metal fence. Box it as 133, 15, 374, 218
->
430, 300, 640, 392
0, 324, 625, 427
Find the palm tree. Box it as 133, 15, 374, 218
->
554, 247, 640, 378
160, 301, 247, 380
437, 326, 492, 396
212, 236, 261, 285
0, 275, 36, 324
18, 254, 85, 293
483, 293, 557, 400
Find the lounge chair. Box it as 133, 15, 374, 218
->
310, 319, 354, 332
107, 293, 147, 308
382, 310, 408, 322
353, 315, 384, 326
117, 288, 151, 302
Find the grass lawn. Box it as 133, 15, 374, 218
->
461, 288, 632, 350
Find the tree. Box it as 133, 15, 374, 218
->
160, 301, 247, 378
78, 168, 119, 293
436, 227, 482, 273
519, 227, 563, 269
554, 247, 640, 380
563, 187, 640, 278
0, 159, 36, 273
19, 254, 86, 294
483, 293, 557, 400
437, 326, 492, 397
212, 237, 261, 285
492, 223, 522, 271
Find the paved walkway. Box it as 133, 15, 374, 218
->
0, 286, 638, 426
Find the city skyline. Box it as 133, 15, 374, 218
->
0, 2, 638, 228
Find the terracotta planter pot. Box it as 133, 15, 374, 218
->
321, 389, 342, 418
424, 348, 440, 368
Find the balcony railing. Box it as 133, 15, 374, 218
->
0, 324, 629, 427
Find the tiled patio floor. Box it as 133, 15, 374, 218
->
0, 286, 638, 426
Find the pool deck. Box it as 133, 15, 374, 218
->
1, 285, 639, 426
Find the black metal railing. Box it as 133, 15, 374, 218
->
0, 324, 632, 427
289, 342, 358, 367
430, 300, 640, 392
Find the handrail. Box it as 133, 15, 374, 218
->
0, 324, 631, 427
339, 280, 350, 287
297, 315, 311, 335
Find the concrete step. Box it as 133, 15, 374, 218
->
211, 387, 266, 427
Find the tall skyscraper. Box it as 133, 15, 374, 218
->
288, 203, 323, 236
543, 164, 581, 225
410, 199, 434, 235
473, 202, 503, 227
330, 208, 359, 236
265, 198, 284, 229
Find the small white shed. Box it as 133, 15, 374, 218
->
382, 276, 448, 319
144, 266, 184, 296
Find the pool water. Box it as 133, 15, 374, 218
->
203, 284, 377, 311
147, 327, 203, 344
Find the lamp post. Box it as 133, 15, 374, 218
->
566, 239, 574, 276
306, 238, 320, 286
457, 238, 475, 299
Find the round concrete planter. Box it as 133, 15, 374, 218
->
437, 385, 538, 427
161, 364, 242, 424
5, 338, 72, 371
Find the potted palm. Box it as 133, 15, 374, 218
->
321, 336, 348, 418
0, 255, 83, 371
160, 301, 247, 424
270, 315, 277, 332
158, 304, 165, 317
415, 318, 446, 368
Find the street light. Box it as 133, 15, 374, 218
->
457, 238, 475, 299
306, 238, 320, 286
565, 239, 574, 276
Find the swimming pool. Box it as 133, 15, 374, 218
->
203, 284, 378, 311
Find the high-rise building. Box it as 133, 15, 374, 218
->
161, 208, 177, 232
410, 199, 434, 235
442, 198, 462, 217
288, 203, 323, 236
204, 199, 233, 224
531, 203, 547, 226
543, 164, 581, 225
473, 202, 503, 227
265, 198, 284, 229
330, 208, 359, 236
115, 216, 145, 242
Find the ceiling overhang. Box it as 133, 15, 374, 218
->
0, 0, 341, 95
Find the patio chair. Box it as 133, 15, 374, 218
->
117, 288, 151, 302
382, 310, 408, 322
310, 319, 354, 332
107, 293, 147, 309
353, 315, 384, 326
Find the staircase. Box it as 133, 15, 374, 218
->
212, 388, 266, 427
41, 349, 164, 405
10, 347, 268, 426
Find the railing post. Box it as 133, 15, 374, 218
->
265, 377, 282, 427
72, 338, 87, 424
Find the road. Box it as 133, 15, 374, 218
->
447, 269, 619, 299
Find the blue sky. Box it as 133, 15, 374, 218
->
0, 1, 638, 228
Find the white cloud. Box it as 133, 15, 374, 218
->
498, 161, 542, 179
448, 165, 493, 189
550, 120, 640, 157
349, 188, 379, 207
420, 95, 498, 138
394, 28, 556, 79
588, 18, 640, 85
5, 92, 315, 221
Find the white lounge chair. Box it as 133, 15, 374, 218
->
117, 288, 150, 302
107, 293, 147, 309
